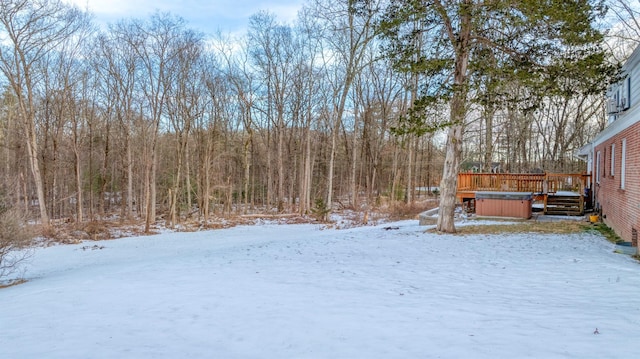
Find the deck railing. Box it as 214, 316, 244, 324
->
458, 173, 591, 195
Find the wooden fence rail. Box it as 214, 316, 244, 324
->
457, 173, 591, 195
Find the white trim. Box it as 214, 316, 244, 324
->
611, 143, 615, 177
621, 139, 626, 189
596, 151, 601, 184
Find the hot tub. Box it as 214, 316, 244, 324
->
475, 191, 533, 219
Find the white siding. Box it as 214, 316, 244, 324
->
593, 44, 640, 147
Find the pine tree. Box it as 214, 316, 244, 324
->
373, 0, 615, 232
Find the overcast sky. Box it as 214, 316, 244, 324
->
65, 0, 304, 35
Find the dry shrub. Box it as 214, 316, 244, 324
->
39, 223, 59, 239
386, 200, 438, 220
0, 208, 34, 280
82, 221, 111, 240
39, 220, 114, 243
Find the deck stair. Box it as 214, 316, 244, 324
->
544, 193, 583, 216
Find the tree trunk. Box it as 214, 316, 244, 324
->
435, 1, 471, 233
277, 116, 285, 212
437, 123, 464, 233
327, 82, 351, 212
350, 107, 359, 207
126, 134, 133, 219
73, 140, 83, 223
484, 106, 494, 172
185, 144, 192, 212
244, 132, 252, 214
25, 124, 49, 225
169, 145, 183, 228
406, 135, 414, 204
300, 116, 312, 215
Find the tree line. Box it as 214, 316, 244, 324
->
0, 0, 633, 231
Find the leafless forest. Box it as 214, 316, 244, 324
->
0, 0, 638, 232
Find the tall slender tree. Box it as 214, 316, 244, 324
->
165, 30, 205, 227
130, 12, 188, 232
248, 12, 296, 212
311, 0, 379, 213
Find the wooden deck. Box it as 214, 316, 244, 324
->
457, 173, 590, 216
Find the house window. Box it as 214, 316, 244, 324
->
621, 139, 626, 189
622, 77, 631, 110
603, 148, 607, 177
596, 151, 601, 183
611, 144, 615, 177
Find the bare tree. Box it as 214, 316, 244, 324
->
47, 19, 94, 222
165, 30, 205, 227
248, 12, 297, 212
92, 20, 145, 221
216, 34, 258, 215
129, 12, 188, 232
606, 0, 640, 60
310, 0, 378, 213
0, 0, 90, 225
294, 7, 325, 214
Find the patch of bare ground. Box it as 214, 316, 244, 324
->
37, 201, 430, 244
427, 220, 589, 235
38, 219, 150, 245
39, 214, 326, 244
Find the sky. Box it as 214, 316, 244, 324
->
65, 0, 305, 36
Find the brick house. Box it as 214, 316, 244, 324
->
579, 45, 640, 247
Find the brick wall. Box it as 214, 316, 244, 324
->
594, 123, 640, 244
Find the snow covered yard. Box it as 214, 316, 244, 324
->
1, 220, 640, 358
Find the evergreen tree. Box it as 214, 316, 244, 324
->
372, 0, 615, 232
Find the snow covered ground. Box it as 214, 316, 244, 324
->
1, 220, 640, 358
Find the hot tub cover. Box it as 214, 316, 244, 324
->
475, 191, 533, 200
